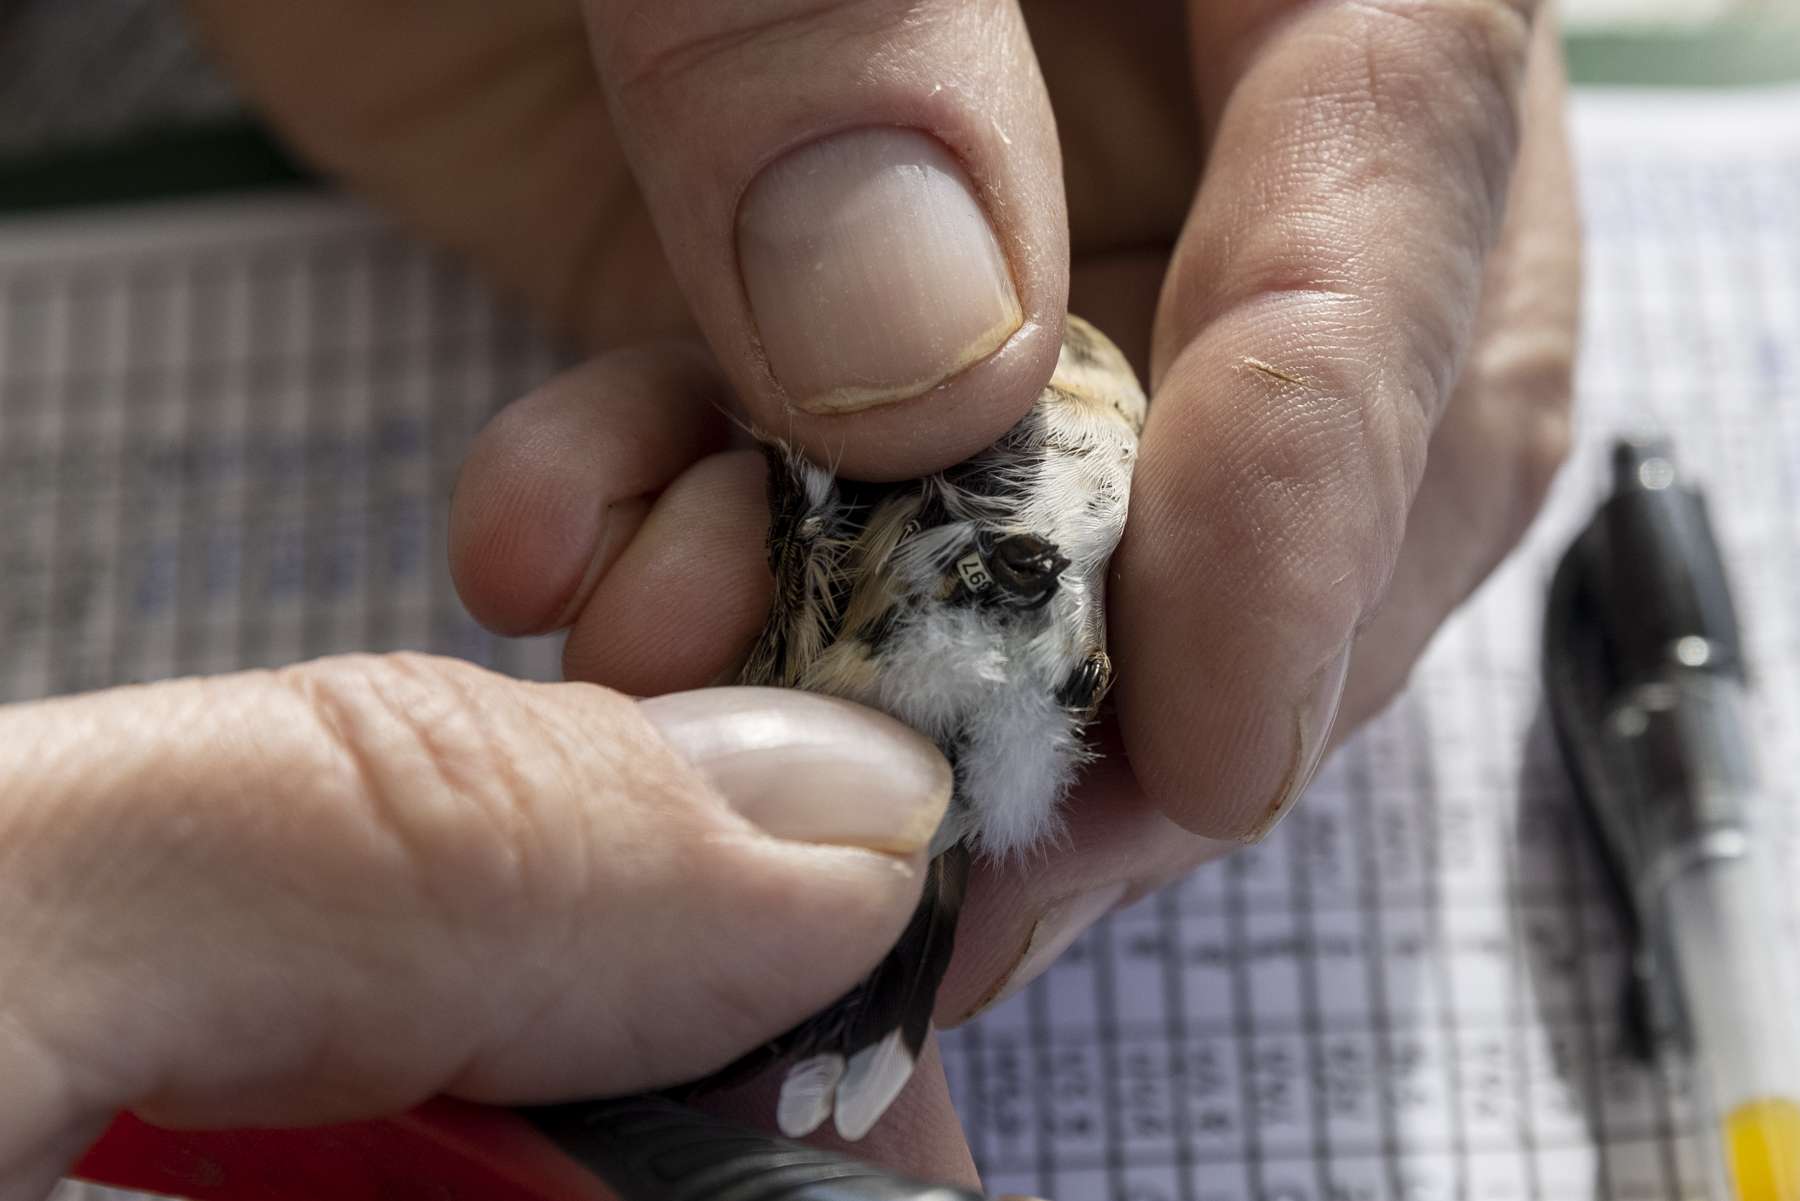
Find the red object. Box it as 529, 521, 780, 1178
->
72, 1099, 618, 1201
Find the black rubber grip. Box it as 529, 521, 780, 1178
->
520, 1095, 986, 1201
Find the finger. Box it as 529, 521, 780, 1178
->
1117, 0, 1551, 839
561, 449, 773, 694
0, 661, 950, 1181
1338, 12, 1578, 728
583, 0, 1068, 480
943, 13, 1578, 1022
449, 344, 734, 637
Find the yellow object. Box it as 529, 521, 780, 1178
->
1725, 1098, 1800, 1201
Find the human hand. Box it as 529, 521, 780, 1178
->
190, 0, 1579, 1174
417, 0, 1577, 1004
0, 658, 971, 1199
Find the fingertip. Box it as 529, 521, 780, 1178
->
562, 449, 772, 693
640, 687, 953, 856
729, 123, 1062, 478
449, 398, 611, 637
737, 127, 1024, 416
449, 348, 732, 636
585, 0, 1068, 481
1112, 596, 1350, 844
1114, 306, 1392, 841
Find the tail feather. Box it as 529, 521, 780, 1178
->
776, 1053, 844, 1138
834, 1029, 914, 1141
841, 842, 969, 1060
796, 842, 971, 1140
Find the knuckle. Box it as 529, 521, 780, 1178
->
1320, 0, 1536, 238
278, 654, 568, 922
1214, 372, 1418, 637
1461, 325, 1577, 541
1340, 0, 1536, 91
1508, 387, 1574, 539
0, 995, 103, 1146
1166, 222, 1476, 442
1523, 396, 1574, 493
1170, 298, 1435, 635
596, 0, 907, 111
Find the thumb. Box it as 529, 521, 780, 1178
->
0, 656, 948, 1191
583, 0, 1069, 480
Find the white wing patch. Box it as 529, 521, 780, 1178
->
832, 1028, 919, 1142
771, 1029, 923, 1144
776, 1052, 846, 1138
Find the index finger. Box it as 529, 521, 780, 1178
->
1117, 0, 1551, 837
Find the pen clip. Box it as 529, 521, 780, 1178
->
1544, 528, 1672, 1061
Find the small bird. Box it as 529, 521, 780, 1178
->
703, 315, 1147, 1141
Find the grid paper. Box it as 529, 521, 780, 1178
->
5, 87, 1800, 1201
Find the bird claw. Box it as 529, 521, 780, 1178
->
1058, 649, 1113, 719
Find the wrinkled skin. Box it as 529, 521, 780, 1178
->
172, 0, 1577, 1186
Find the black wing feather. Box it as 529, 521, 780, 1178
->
839, 841, 969, 1059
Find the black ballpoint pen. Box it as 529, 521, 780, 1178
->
520, 1095, 984, 1201
1544, 437, 1800, 1201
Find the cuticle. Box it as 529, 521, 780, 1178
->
955, 919, 1041, 1024
1242, 646, 1350, 843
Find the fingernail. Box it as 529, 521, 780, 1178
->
1242, 641, 1352, 843
737, 127, 1022, 414
546, 496, 651, 634
961, 883, 1127, 1020
639, 687, 952, 854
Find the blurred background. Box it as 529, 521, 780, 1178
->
2, 0, 1799, 211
